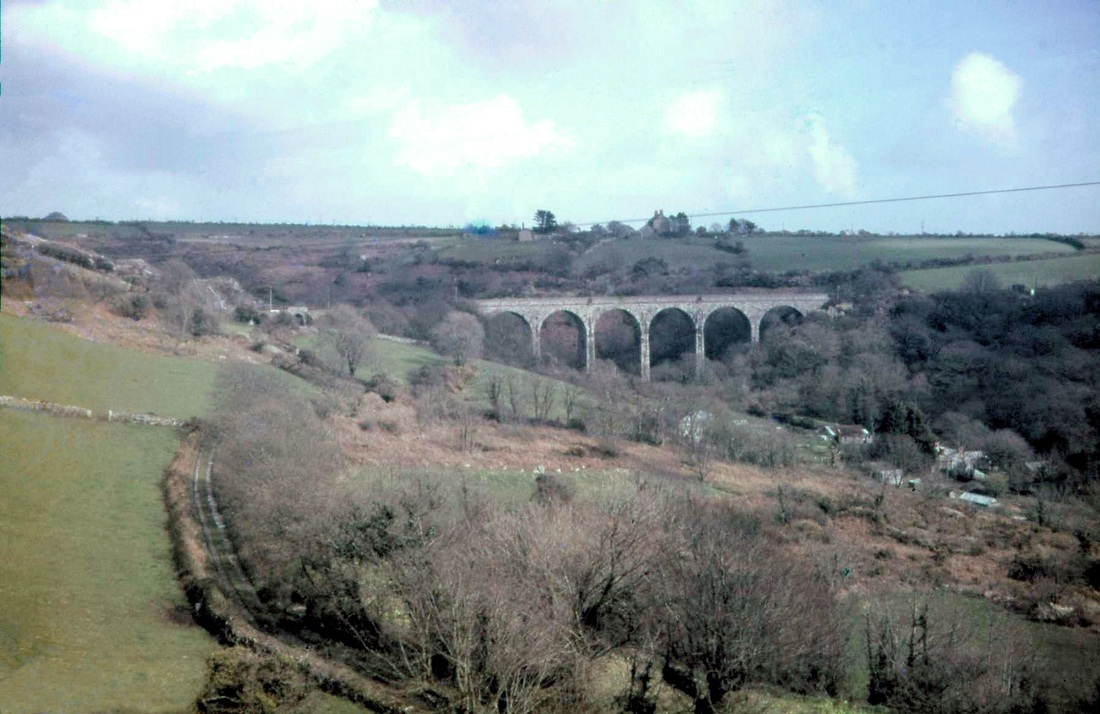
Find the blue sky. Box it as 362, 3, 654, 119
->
1, 0, 1097, 233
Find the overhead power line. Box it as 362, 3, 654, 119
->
576, 180, 1100, 227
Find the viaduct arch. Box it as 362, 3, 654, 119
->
475, 293, 828, 381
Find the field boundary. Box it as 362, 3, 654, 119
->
0, 394, 187, 426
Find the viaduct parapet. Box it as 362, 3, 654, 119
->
475, 292, 828, 381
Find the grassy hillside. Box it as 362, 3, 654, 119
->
0, 313, 216, 418
574, 234, 1075, 275
900, 253, 1100, 291
435, 235, 573, 264
0, 410, 216, 713
368, 335, 445, 381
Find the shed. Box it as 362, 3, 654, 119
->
955, 492, 999, 509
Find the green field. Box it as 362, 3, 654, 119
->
573, 237, 745, 274
368, 336, 445, 382
0, 313, 217, 418
574, 235, 1075, 275
435, 234, 572, 265
0, 410, 216, 713
901, 253, 1100, 291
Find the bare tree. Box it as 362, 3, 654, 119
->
863, 595, 1040, 714
585, 360, 630, 440
389, 508, 586, 713
430, 311, 485, 366
648, 500, 844, 713
530, 375, 557, 422
562, 381, 582, 425
485, 372, 504, 419
156, 267, 222, 340
505, 373, 525, 420
156, 258, 198, 297
960, 267, 1002, 296
679, 409, 718, 481
323, 304, 375, 377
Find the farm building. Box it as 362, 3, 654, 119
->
819, 424, 873, 445
937, 446, 987, 480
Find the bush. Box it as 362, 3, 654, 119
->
533, 472, 576, 506
38, 242, 94, 269
197, 648, 312, 713
409, 363, 447, 392
365, 373, 401, 403
110, 293, 149, 321
188, 307, 220, 336
234, 305, 263, 324
297, 349, 324, 367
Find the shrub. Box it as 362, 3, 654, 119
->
197, 648, 312, 713
297, 349, 324, 367
310, 393, 341, 419
533, 472, 576, 506
234, 305, 263, 324
110, 293, 149, 321
188, 306, 220, 336
38, 242, 94, 269
365, 373, 401, 403
590, 441, 621, 458
409, 363, 447, 392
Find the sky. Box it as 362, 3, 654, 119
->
1, 0, 1098, 234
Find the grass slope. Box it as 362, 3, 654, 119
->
901, 253, 1100, 291
0, 410, 215, 713
574, 235, 1074, 275
0, 313, 216, 419
369, 336, 444, 382
435, 235, 571, 265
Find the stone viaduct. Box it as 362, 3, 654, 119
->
475, 293, 829, 381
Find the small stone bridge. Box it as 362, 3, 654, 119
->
475, 292, 829, 381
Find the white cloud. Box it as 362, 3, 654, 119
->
88, 2, 199, 55
34, 0, 378, 73
190, 1, 376, 72
665, 89, 726, 139
388, 95, 574, 178
804, 114, 858, 198
950, 52, 1022, 145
